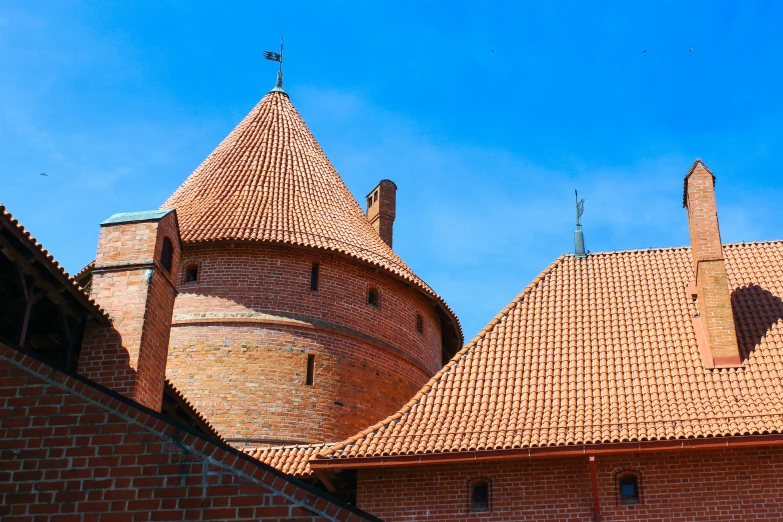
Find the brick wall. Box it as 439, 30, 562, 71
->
168, 324, 430, 443
166, 242, 442, 443
79, 213, 180, 411
356, 447, 783, 521
0, 343, 377, 522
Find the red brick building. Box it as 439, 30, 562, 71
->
3, 71, 783, 521
312, 161, 783, 520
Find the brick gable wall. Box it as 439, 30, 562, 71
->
356, 447, 783, 521
166, 242, 442, 443
0, 343, 377, 522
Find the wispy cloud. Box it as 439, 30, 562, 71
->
293, 86, 771, 337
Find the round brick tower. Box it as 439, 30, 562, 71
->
162, 83, 462, 445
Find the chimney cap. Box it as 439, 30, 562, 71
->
365, 179, 398, 198
682, 159, 716, 208
101, 209, 176, 226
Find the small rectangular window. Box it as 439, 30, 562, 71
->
185, 265, 199, 283
471, 482, 489, 512
618, 474, 640, 505
310, 263, 319, 291
305, 354, 315, 386
416, 314, 423, 334
367, 288, 379, 308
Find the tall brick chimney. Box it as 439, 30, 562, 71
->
683, 160, 741, 368
79, 210, 180, 411
366, 180, 397, 248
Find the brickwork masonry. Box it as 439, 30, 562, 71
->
358, 447, 783, 521
0, 342, 378, 522
166, 242, 443, 443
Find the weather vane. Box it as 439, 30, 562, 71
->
575, 190, 585, 228
264, 35, 285, 92
574, 190, 586, 258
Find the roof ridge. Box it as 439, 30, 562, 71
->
317, 254, 566, 460
723, 239, 783, 247
244, 442, 334, 451
569, 240, 783, 258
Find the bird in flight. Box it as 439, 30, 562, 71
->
39, 172, 47, 177
642, 50, 647, 54
690, 46, 694, 52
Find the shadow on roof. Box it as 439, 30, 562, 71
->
732, 283, 783, 362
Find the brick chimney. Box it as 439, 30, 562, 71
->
683, 160, 741, 368
78, 210, 180, 411
366, 180, 397, 248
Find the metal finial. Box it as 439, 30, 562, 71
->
264, 35, 286, 94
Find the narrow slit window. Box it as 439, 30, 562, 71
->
185, 265, 199, 283
471, 481, 489, 512
305, 354, 315, 386
367, 287, 379, 308
160, 237, 173, 273
416, 314, 423, 334
618, 474, 639, 505
310, 263, 319, 291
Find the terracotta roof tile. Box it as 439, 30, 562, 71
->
73, 261, 94, 284
162, 91, 461, 343
243, 443, 333, 478
319, 243, 783, 460
163, 377, 223, 442
0, 203, 109, 321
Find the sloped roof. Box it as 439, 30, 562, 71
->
162, 378, 223, 441
0, 203, 108, 322
243, 443, 333, 478
162, 91, 461, 344
317, 242, 783, 462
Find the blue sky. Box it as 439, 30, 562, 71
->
2, 1, 782, 339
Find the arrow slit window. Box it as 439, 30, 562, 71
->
305, 354, 315, 386
310, 263, 319, 291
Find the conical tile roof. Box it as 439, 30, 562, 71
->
163, 91, 461, 342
